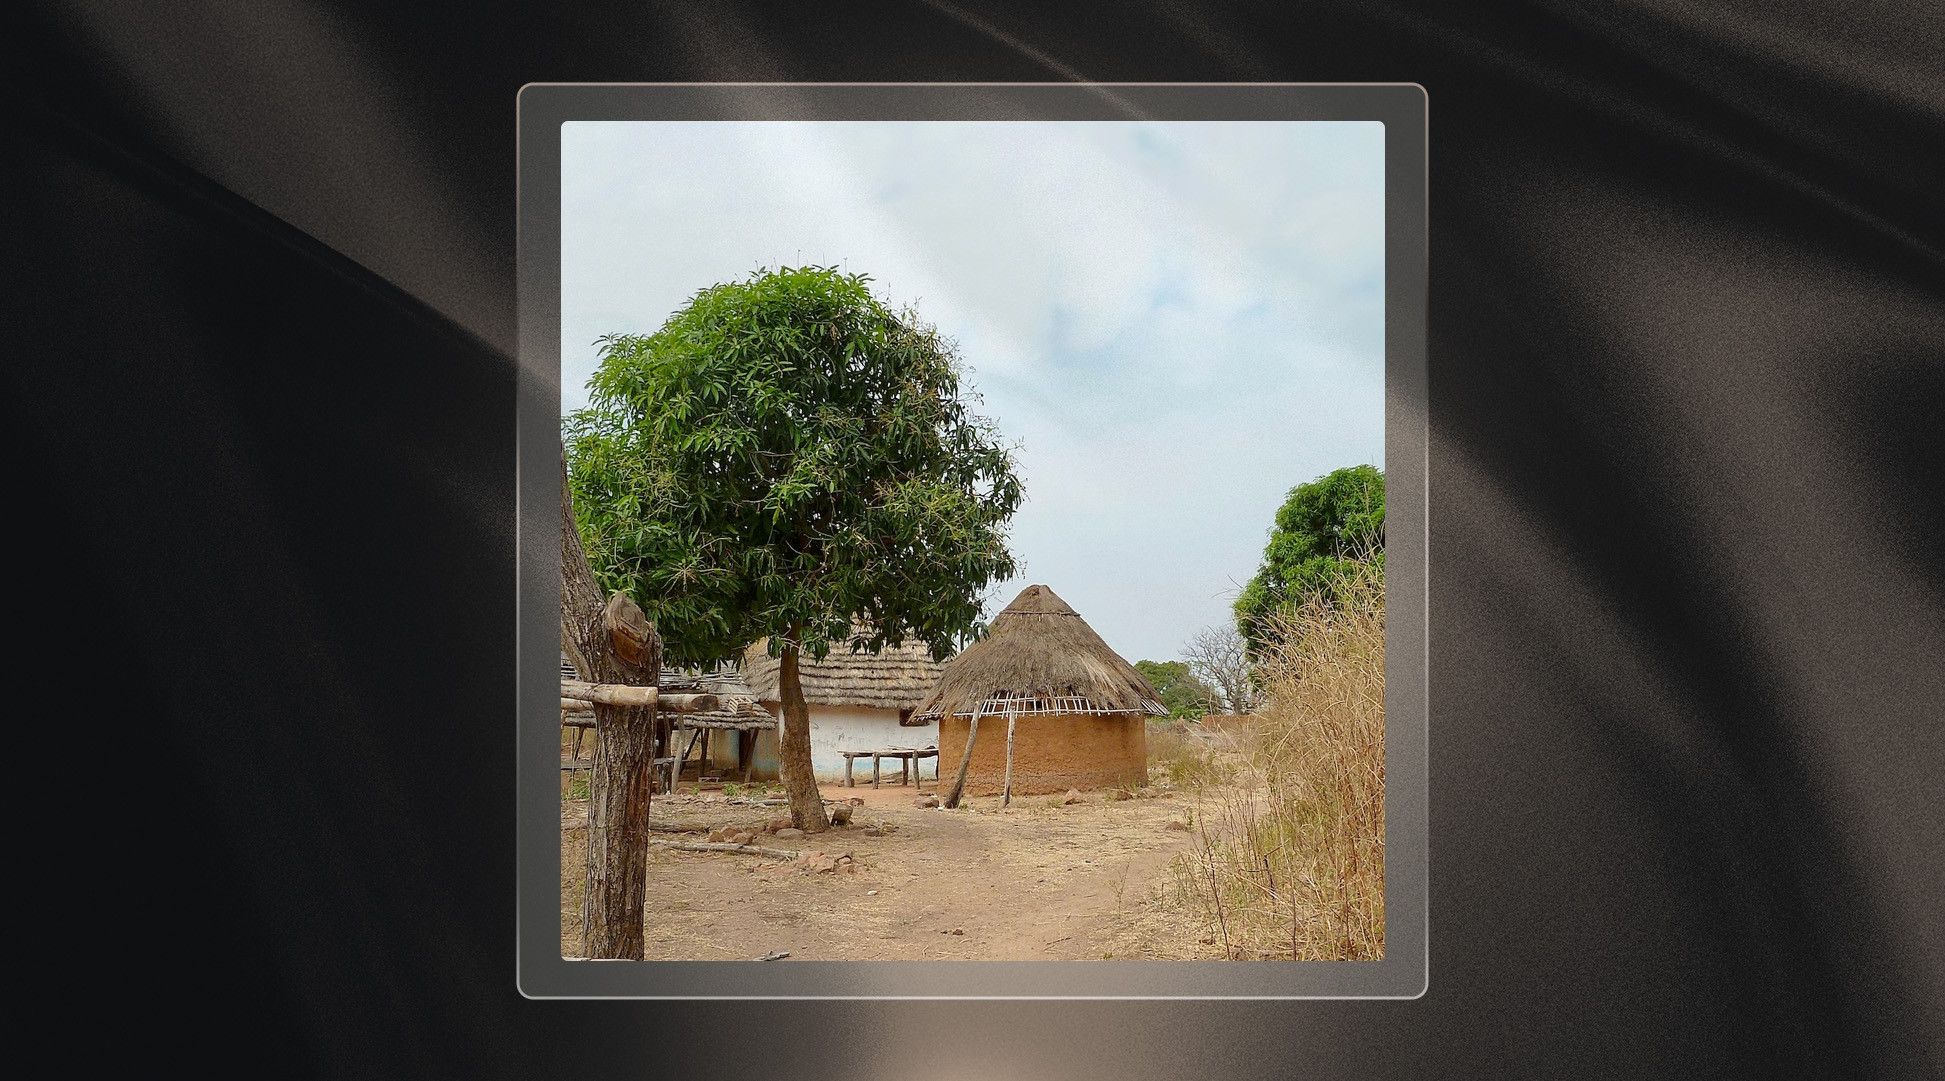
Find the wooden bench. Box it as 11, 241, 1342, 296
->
840, 746, 940, 789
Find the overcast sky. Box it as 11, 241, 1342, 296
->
562, 120, 1384, 664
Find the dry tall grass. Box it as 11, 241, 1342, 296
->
1167, 560, 1385, 960
1146, 720, 1229, 789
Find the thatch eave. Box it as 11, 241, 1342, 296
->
741, 632, 945, 712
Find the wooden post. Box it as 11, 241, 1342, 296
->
670, 723, 700, 794
1001, 710, 1018, 809
560, 452, 659, 960
663, 714, 680, 794
943, 703, 984, 809
667, 722, 679, 795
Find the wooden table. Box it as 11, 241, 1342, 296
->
841, 746, 940, 789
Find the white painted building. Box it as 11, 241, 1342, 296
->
740, 634, 946, 782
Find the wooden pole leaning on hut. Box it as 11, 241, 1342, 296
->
943, 700, 985, 809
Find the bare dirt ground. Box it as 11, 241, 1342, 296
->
560, 778, 1205, 960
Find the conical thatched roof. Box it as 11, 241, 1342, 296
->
741, 633, 945, 712
914, 585, 1166, 720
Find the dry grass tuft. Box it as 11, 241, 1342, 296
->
1167, 559, 1385, 960
1146, 720, 1229, 789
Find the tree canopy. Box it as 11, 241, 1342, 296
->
564, 265, 1024, 667
1234, 464, 1385, 651
1134, 659, 1218, 719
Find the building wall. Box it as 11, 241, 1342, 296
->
681, 707, 941, 782
936, 711, 1147, 795
743, 704, 939, 781
805, 705, 938, 781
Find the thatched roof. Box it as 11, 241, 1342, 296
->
741, 633, 945, 712
913, 585, 1167, 720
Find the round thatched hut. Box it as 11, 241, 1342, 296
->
914, 585, 1165, 798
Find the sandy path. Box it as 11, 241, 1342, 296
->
561, 783, 1197, 960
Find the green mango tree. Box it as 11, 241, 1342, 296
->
566, 266, 1023, 831
1235, 464, 1385, 653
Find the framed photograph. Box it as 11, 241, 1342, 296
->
517, 83, 1425, 998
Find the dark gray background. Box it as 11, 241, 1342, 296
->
7, 1, 1940, 1077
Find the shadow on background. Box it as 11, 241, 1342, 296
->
5, 2, 1940, 1077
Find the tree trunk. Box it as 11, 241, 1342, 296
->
560, 452, 660, 960
775, 634, 831, 832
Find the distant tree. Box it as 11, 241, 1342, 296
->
1134, 659, 1218, 719
1235, 465, 1385, 652
566, 266, 1023, 831
1181, 624, 1262, 715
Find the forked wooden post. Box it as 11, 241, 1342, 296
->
561, 451, 660, 961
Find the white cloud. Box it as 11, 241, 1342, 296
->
561, 120, 1384, 661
